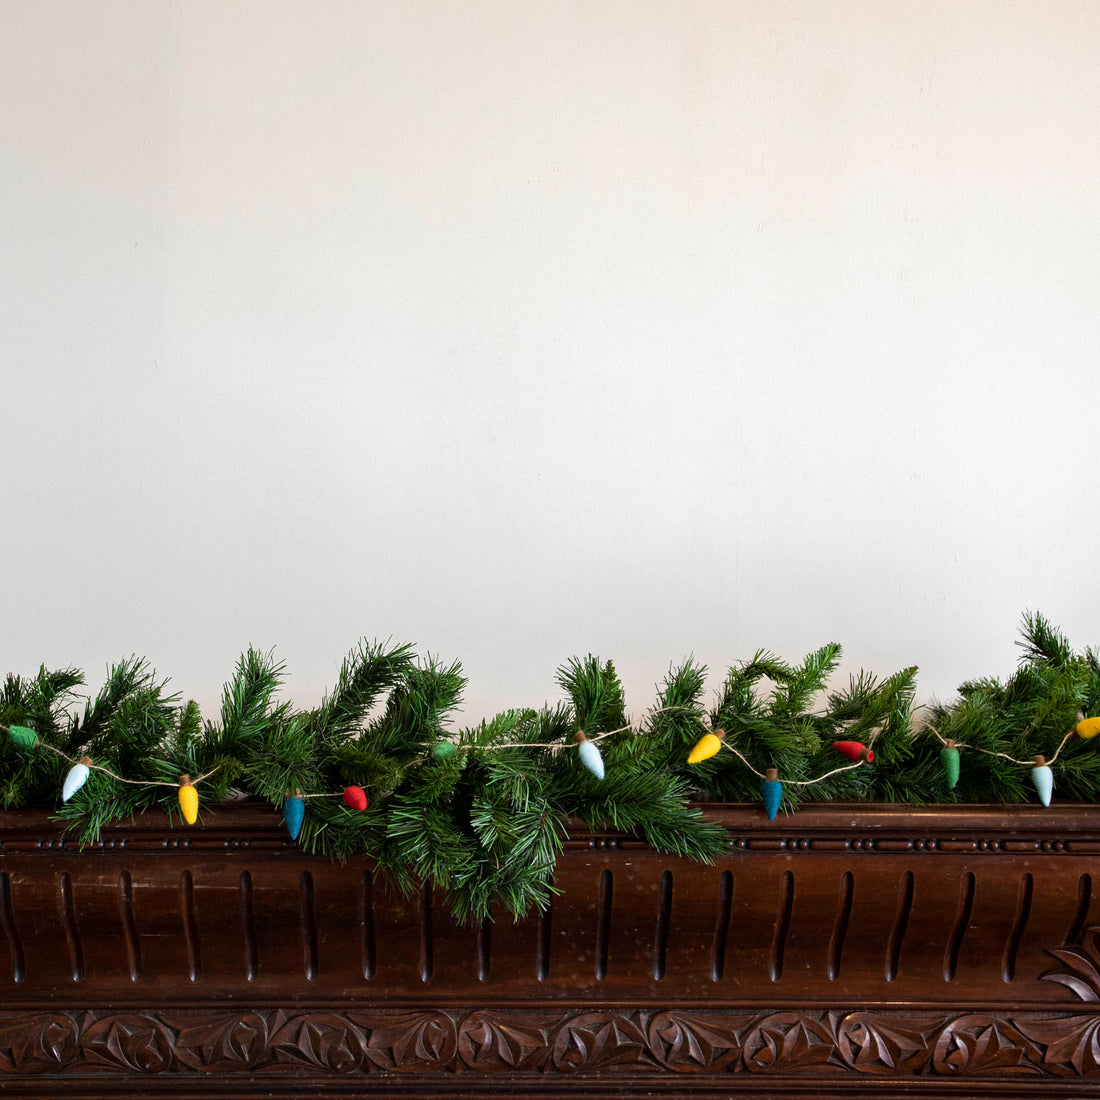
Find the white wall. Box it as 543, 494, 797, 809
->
3, 1, 1098, 723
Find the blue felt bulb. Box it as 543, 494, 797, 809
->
761, 772, 783, 821
284, 795, 305, 840
1030, 758, 1054, 808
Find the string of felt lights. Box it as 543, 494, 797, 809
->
0, 717, 631, 841
927, 716, 1100, 806
0, 722, 221, 824
272, 728, 629, 839
684, 725, 880, 821
3, 705, 884, 836
8, 708, 1100, 840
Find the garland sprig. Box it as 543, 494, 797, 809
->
2, 611, 1099, 920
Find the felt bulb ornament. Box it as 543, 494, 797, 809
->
1076, 717, 1100, 740
687, 728, 726, 764
284, 791, 306, 840
1031, 755, 1054, 807
178, 775, 199, 825
432, 740, 457, 761
62, 756, 93, 802
574, 730, 605, 780
9, 725, 38, 748
940, 740, 961, 789
833, 740, 874, 764
761, 768, 783, 821
343, 785, 368, 811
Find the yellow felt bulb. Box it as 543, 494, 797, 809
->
178, 774, 199, 825
687, 728, 726, 764
1076, 717, 1100, 740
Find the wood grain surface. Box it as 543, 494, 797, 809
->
2, 801, 1099, 1097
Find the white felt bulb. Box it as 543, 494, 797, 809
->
62, 758, 92, 802
577, 737, 605, 780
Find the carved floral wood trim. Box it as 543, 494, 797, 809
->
2, 1007, 1100, 1078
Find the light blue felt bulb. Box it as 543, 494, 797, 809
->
1030, 757, 1054, 807
284, 794, 306, 839
761, 770, 783, 821
62, 758, 92, 802
576, 734, 605, 780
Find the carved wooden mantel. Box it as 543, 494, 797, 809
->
2, 801, 1100, 1098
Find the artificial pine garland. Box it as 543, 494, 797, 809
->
1, 613, 1098, 921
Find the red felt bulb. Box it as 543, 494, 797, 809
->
833, 740, 874, 764
343, 785, 369, 811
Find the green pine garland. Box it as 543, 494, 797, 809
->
1, 612, 1098, 921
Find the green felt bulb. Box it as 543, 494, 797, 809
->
432, 740, 457, 760
9, 725, 38, 748
940, 744, 960, 790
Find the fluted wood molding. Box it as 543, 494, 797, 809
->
5, 803, 1100, 1096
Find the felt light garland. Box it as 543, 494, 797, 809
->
272, 714, 705, 844
684, 723, 883, 821
2, 721, 221, 812
927, 724, 1078, 806
270, 720, 623, 844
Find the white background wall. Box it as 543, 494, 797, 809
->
3, 1, 1098, 724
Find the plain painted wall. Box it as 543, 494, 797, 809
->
3, 1, 1098, 724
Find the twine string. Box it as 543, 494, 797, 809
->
718, 731, 875, 785
13, 710, 1064, 805
1, 724, 220, 787
930, 725, 1075, 768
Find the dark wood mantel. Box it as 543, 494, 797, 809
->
2, 801, 1100, 1097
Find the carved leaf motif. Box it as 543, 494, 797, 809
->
267, 1013, 366, 1073
550, 1012, 646, 1072
646, 1011, 750, 1073
164, 1012, 269, 1072
457, 1011, 558, 1071
1042, 933, 1100, 1001
742, 1013, 837, 1073
931, 1015, 1041, 1076
81, 1015, 174, 1074
1015, 1015, 1100, 1075
0, 1014, 79, 1074
349, 1012, 456, 1071
836, 1013, 937, 1074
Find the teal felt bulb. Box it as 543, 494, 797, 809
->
576, 737, 605, 780
1030, 758, 1054, 807
761, 773, 783, 821
284, 795, 306, 840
